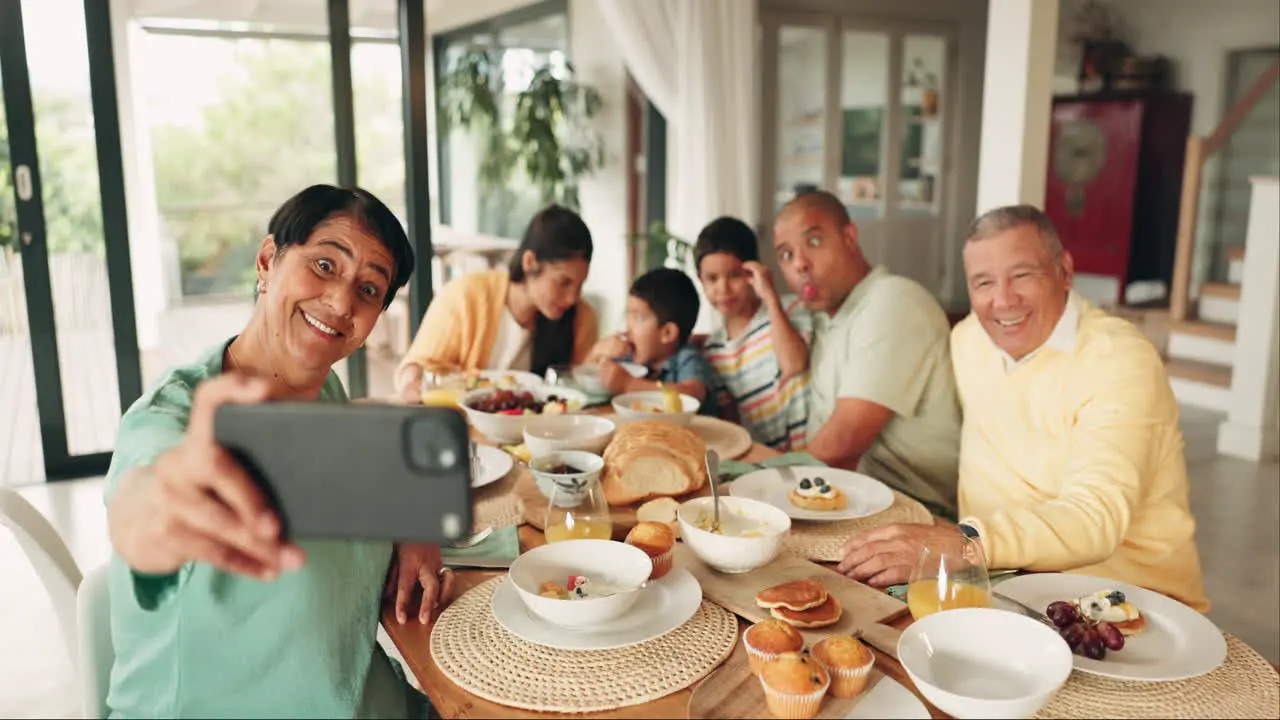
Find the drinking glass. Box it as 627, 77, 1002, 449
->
906, 533, 991, 619
419, 371, 462, 407
542, 472, 613, 543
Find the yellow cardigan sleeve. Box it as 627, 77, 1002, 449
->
965, 341, 1168, 571
572, 300, 600, 365
397, 277, 470, 377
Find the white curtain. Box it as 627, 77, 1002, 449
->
596, 0, 758, 331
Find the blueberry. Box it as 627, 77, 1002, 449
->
820, 485, 832, 494
1106, 590, 1126, 605
814, 477, 826, 486
799, 478, 812, 490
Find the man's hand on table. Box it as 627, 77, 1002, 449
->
837, 522, 966, 587
386, 542, 456, 624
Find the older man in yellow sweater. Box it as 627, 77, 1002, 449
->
838, 205, 1208, 612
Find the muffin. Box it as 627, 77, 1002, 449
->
625, 521, 676, 579
743, 619, 805, 675
811, 635, 874, 698
758, 651, 830, 719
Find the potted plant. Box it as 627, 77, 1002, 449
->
628, 220, 693, 276
438, 46, 604, 208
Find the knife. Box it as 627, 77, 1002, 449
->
991, 590, 1055, 628
442, 556, 514, 570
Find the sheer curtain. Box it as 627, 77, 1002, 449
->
596, 0, 758, 331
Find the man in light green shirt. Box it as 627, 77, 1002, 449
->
773, 191, 960, 518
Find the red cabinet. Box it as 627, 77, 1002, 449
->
1044, 93, 1193, 304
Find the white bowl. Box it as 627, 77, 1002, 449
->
612, 391, 700, 426
677, 496, 790, 574
571, 362, 648, 395
529, 450, 605, 504
459, 386, 589, 444
897, 608, 1073, 719
524, 415, 616, 456
507, 539, 653, 629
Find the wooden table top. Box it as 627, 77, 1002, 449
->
379, 439, 947, 719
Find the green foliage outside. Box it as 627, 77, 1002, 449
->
0, 38, 406, 298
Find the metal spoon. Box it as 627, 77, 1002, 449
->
705, 449, 722, 533
447, 526, 493, 549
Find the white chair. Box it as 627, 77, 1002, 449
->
0, 487, 83, 665
77, 563, 113, 720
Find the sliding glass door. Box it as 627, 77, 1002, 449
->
0, 0, 141, 484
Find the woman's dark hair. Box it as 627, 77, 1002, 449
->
267, 184, 414, 309
507, 205, 594, 376
694, 216, 760, 272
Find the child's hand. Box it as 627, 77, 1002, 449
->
597, 359, 633, 395
743, 261, 780, 305
590, 333, 633, 363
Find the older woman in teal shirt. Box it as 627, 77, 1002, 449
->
105, 185, 450, 718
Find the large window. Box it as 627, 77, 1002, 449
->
435, 1, 568, 239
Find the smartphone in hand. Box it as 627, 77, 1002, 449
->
213, 402, 473, 544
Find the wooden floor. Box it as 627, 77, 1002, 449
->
1, 302, 401, 487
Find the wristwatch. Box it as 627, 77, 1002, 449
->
958, 522, 980, 539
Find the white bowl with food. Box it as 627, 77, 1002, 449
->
529, 450, 605, 504
897, 608, 1073, 719
460, 386, 588, 444
612, 390, 700, 426
677, 496, 790, 574
524, 415, 616, 456
507, 539, 654, 629
571, 361, 648, 396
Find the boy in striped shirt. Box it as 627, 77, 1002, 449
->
696, 217, 813, 450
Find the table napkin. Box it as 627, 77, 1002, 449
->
440, 524, 520, 566
716, 452, 827, 481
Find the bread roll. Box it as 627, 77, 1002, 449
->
636, 497, 681, 537
602, 421, 707, 506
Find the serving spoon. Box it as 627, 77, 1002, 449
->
705, 449, 722, 533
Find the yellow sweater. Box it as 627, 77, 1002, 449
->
398, 269, 599, 375
952, 302, 1208, 612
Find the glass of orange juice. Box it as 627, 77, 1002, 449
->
420, 371, 462, 408
542, 468, 612, 543
906, 534, 991, 619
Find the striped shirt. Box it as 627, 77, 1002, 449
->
703, 295, 813, 451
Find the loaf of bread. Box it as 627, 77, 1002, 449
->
602, 421, 707, 505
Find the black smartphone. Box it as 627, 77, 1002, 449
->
213, 402, 473, 544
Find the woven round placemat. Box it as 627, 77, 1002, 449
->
472, 488, 523, 532
783, 490, 935, 562
1034, 633, 1279, 719
431, 576, 739, 713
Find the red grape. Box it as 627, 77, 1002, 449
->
1080, 629, 1106, 660
1096, 621, 1125, 651
1047, 601, 1079, 628
1059, 621, 1086, 650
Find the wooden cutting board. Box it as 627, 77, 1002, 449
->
688, 640, 902, 719
674, 544, 908, 651
516, 466, 711, 540
681, 544, 914, 719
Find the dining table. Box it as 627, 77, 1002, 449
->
379, 436, 951, 719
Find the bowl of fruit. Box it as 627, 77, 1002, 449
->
461, 386, 589, 444
612, 386, 699, 426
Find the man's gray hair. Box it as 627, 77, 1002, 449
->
966, 205, 1063, 256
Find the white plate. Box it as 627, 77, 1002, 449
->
471, 445, 513, 489
846, 675, 931, 719
995, 573, 1226, 681
490, 566, 702, 650
689, 416, 754, 460
728, 466, 895, 521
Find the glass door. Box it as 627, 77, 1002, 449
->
762, 14, 956, 294
0, 0, 142, 484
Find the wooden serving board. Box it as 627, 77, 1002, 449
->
674, 544, 908, 652
516, 466, 711, 540
688, 640, 898, 719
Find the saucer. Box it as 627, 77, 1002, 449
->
490, 566, 702, 650
472, 445, 513, 489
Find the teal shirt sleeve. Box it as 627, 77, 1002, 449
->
661, 346, 723, 417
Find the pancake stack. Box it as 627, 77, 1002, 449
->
755, 579, 843, 628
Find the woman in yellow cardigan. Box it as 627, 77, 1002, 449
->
395, 205, 598, 400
